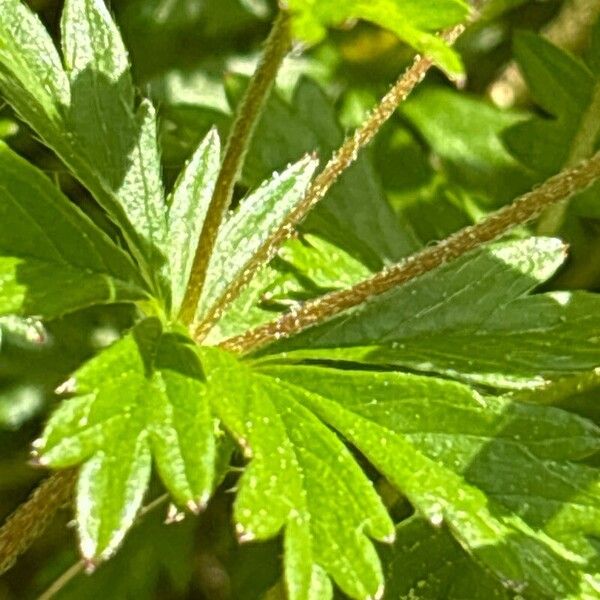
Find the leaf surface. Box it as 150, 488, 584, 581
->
198, 156, 319, 318
262, 364, 600, 598
238, 77, 421, 270
261, 238, 600, 388
380, 517, 511, 599
286, 0, 469, 76
167, 129, 221, 314
0, 0, 168, 289
199, 347, 395, 600
38, 320, 215, 561
0, 143, 148, 319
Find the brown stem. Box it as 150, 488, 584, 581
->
0, 469, 77, 575
220, 151, 600, 355
192, 25, 466, 341
178, 12, 292, 326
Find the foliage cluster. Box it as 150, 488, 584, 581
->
0, 0, 599, 599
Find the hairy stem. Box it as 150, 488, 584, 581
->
220, 151, 600, 355
0, 469, 77, 575
178, 12, 292, 326
192, 25, 466, 341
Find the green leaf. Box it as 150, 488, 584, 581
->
503, 32, 600, 222
277, 234, 371, 291
198, 155, 319, 318
0, 143, 148, 319
504, 32, 600, 176
286, 0, 469, 77
238, 76, 421, 269
260, 237, 600, 388
262, 364, 600, 598
166, 128, 221, 315
0, 0, 168, 290
380, 517, 511, 599
38, 319, 215, 561
199, 346, 395, 600
61, 0, 168, 275
205, 233, 371, 344
401, 86, 533, 204
0, 0, 70, 127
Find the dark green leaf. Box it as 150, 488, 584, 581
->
0, 143, 148, 319
260, 238, 599, 388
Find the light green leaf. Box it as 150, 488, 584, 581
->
199, 346, 395, 600
286, 0, 469, 77
206, 234, 371, 344
61, 0, 133, 97
263, 364, 600, 598
259, 238, 596, 388
38, 320, 215, 561
167, 128, 221, 315
0, 143, 148, 319
277, 234, 371, 291
401, 87, 532, 204
198, 155, 319, 318
0, 0, 70, 126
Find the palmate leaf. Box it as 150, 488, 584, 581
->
38, 319, 215, 562
0, 143, 148, 319
0, 0, 169, 289
286, 0, 469, 77
261, 364, 600, 598
37, 328, 600, 598
262, 237, 600, 389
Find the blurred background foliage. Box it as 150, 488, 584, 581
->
1, 0, 599, 598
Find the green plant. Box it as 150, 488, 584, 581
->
0, 0, 599, 598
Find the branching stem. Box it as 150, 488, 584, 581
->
220, 151, 600, 355
193, 25, 465, 341
178, 11, 292, 326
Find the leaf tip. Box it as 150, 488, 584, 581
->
55, 377, 77, 395
367, 584, 385, 600
83, 558, 98, 575
235, 523, 256, 543
186, 499, 203, 515
165, 504, 186, 524
382, 531, 396, 544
